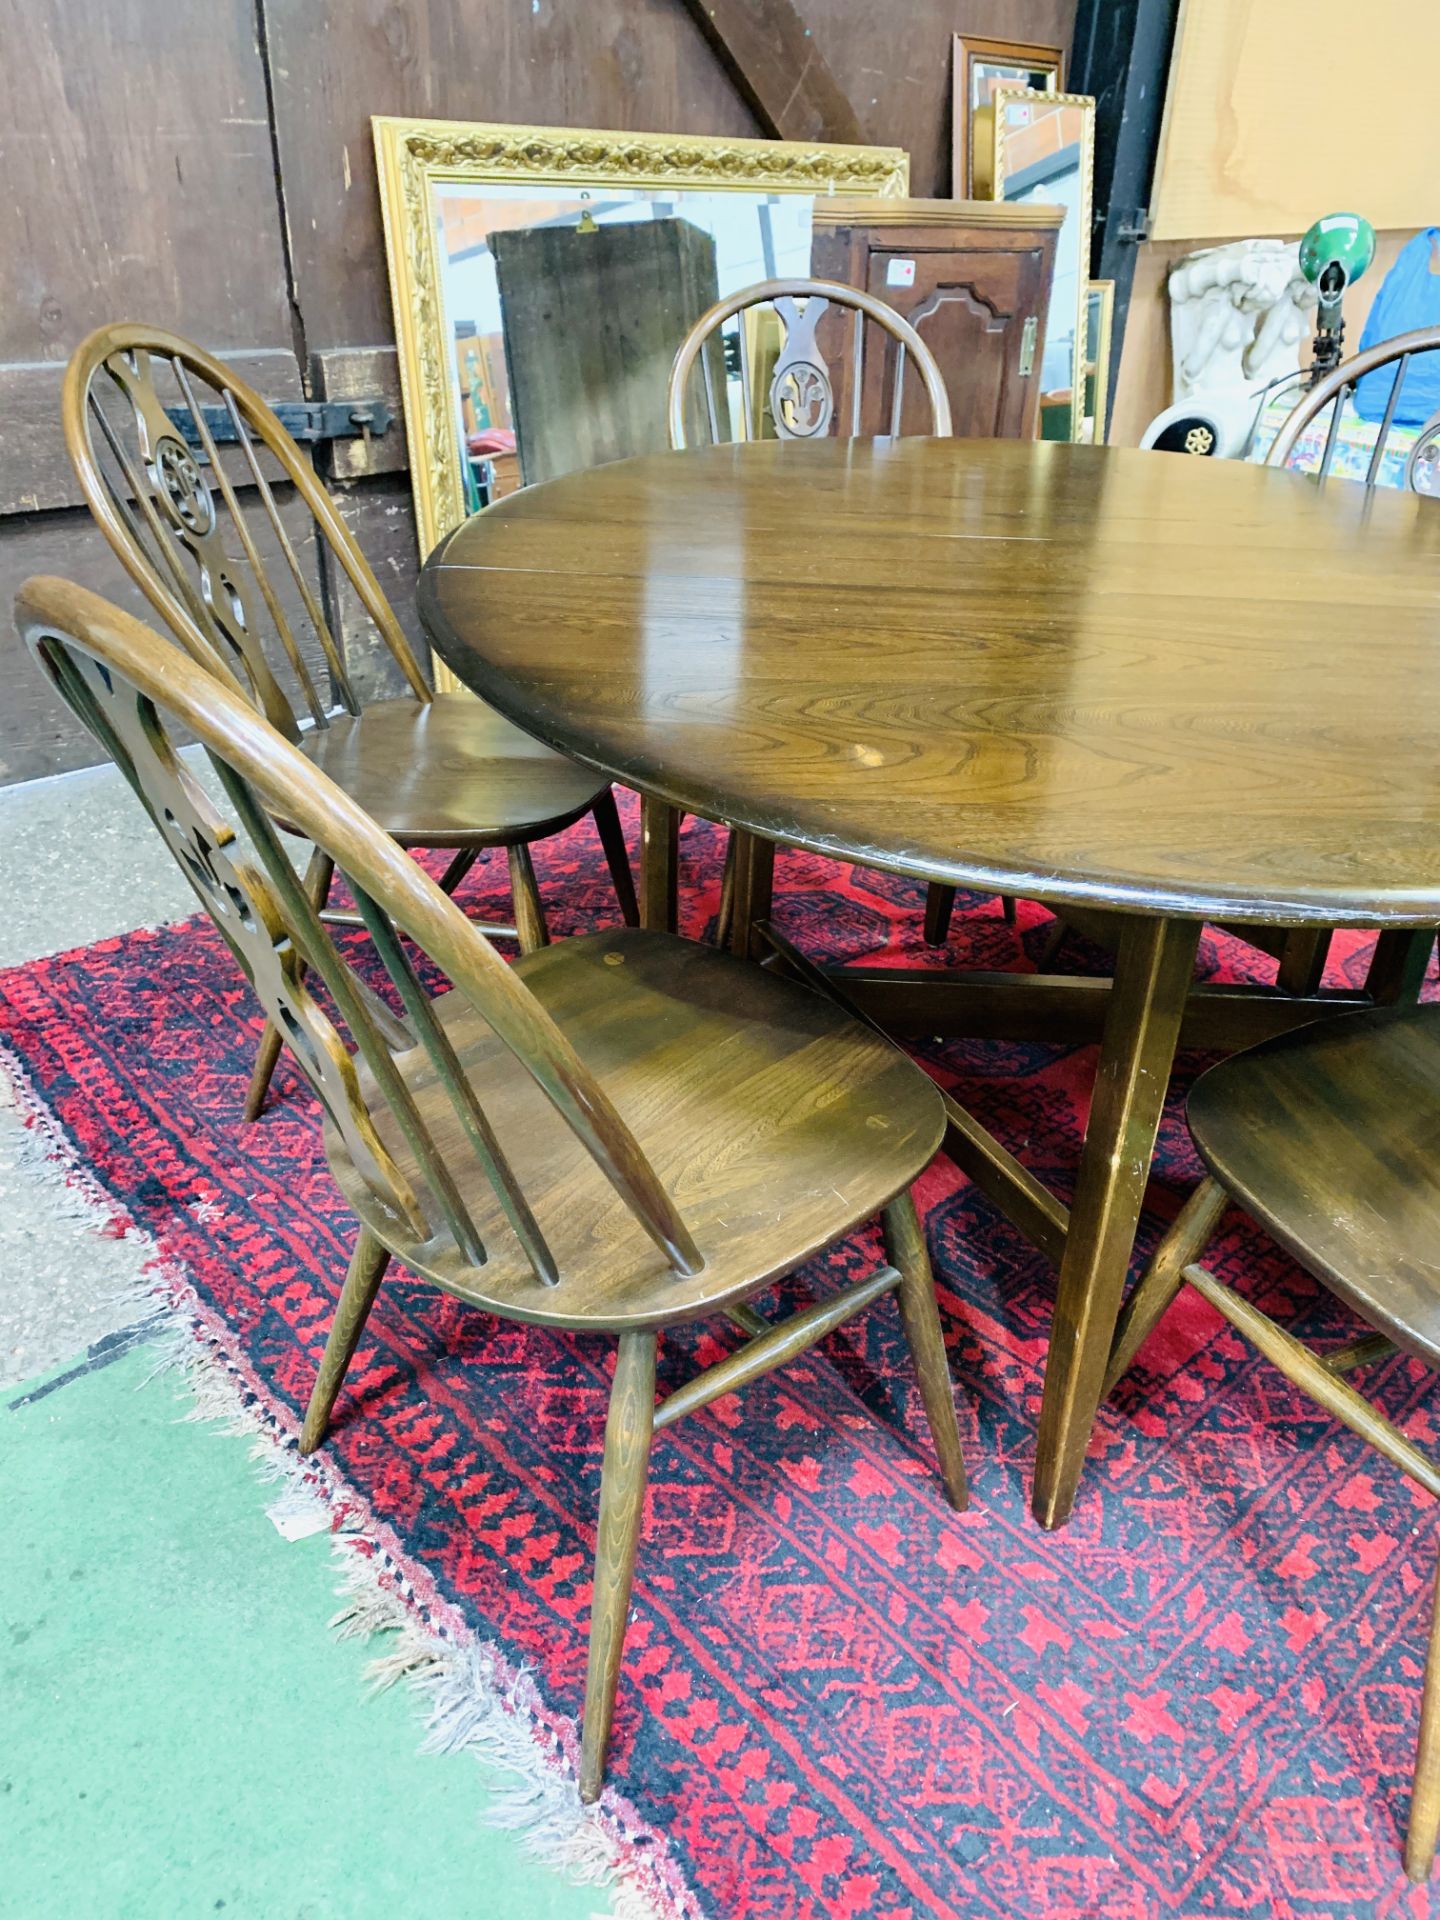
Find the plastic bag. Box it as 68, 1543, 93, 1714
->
1353, 228, 1440, 424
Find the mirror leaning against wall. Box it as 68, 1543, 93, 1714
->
373, 118, 908, 575
991, 87, 1096, 445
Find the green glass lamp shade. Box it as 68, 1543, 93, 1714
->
1298, 214, 1377, 291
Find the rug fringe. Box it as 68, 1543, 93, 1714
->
0, 1044, 700, 1920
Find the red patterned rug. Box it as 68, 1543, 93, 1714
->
3, 801, 1438, 1920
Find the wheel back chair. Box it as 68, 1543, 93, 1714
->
666, 278, 1014, 953
1104, 998, 1440, 1880
18, 574, 968, 1803
1043, 327, 1440, 999
1246, 326, 1440, 994
62, 325, 638, 1124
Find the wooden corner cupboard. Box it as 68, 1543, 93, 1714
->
810, 197, 1062, 440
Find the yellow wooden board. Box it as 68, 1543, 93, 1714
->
1151, 0, 1439, 242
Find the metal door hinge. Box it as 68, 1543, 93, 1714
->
165, 399, 395, 450
1115, 208, 1151, 244
1018, 315, 1039, 378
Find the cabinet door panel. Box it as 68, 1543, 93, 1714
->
864, 247, 1051, 439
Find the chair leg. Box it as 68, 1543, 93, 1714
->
923, 883, 956, 947
714, 830, 737, 950
1001, 894, 1017, 926
1275, 928, 1331, 997
1408, 1554, 1440, 1880
299, 1225, 391, 1455
579, 1329, 657, 1803
727, 830, 774, 960
436, 846, 482, 897
591, 789, 639, 927
1102, 1177, 1229, 1396
507, 841, 551, 952
883, 1191, 969, 1511
244, 847, 334, 1122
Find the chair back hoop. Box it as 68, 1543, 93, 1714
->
666, 277, 953, 450
16, 575, 703, 1287
1265, 325, 1440, 490
61, 323, 432, 742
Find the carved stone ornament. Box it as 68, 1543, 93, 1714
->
1167, 239, 1318, 407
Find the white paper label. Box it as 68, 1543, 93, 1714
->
886, 258, 917, 288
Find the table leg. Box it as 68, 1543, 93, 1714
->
1365, 928, 1436, 1006
639, 796, 679, 933
727, 831, 775, 960
1032, 913, 1201, 1530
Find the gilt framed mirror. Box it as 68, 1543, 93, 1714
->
374, 117, 907, 686
991, 88, 1095, 443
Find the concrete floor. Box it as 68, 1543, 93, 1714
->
0, 759, 614, 1917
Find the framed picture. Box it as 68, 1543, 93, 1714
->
951, 34, 1065, 197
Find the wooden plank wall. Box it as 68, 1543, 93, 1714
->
1, 0, 1074, 782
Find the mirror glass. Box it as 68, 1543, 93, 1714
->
431, 183, 824, 506
994, 89, 1094, 442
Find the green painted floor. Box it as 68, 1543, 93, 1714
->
3, 1338, 604, 1920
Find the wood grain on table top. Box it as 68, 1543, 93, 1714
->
421, 438, 1440, 927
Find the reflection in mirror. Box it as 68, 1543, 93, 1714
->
433, 185, 818, 501
374, 118, 907, 689
993, 88, 1095, 443
951, 34, 1064, 197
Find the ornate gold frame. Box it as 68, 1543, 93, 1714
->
990, 88, 1095, 444
1086, 279, 1115, 444
951, 33, 1064, 197
374, 114, 909, 566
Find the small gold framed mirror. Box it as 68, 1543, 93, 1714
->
374, 116, 908, 686
953, 35, 1064, 198
990, 88, 1095, 444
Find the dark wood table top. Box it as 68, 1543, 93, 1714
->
419, 437, 1440, 927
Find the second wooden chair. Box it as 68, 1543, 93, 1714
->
63, 324, 638, 1122
1104, 999, 1440, 1881
666, 277, 1012, 952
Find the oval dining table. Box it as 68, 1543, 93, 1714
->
418, 435, 1440, 1531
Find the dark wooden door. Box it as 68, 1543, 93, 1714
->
0, 0, 309, 780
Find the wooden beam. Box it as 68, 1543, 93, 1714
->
680, 0, 867, 145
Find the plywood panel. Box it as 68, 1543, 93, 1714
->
1151, 0, 1440, 242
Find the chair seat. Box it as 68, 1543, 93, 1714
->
301, 694, 608, 847
1188, 1003, 1440, 1365
325, 929, 945, 1330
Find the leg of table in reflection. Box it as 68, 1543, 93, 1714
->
1032, 913, 1202, 1530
